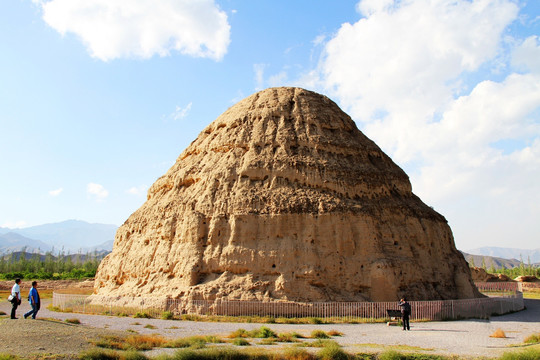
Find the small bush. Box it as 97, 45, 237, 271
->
65, 318, 81, 324
252, 326, 277, 338
133, 312, 152, 319
204, 335, 223, 343
490, 328, 507, 338
79, 348, 120, 360
233, 338, 251, 346
327, 330, 343, 337
165, 336, 207, 349
317, 342, 348, 360
258, 338, 277, 345
144, 324, 157, 329
282, 347, 316, 360
308, 317, 323, 324
278, 333, 300, 342
311, 330, 330, 339
180, 314, 202, 321
500, 348, 540, 360
307, 340, 340, 348
523, 333, 540, 344
161, 311, 174, 320
228, 328, 249, 338
122, 351, 149, 360
0, 311, 6, 316
0, 354, 19, 360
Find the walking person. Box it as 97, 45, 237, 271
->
10, 278, 21, 319
24, 281, 40, 319
398, 297, 411, 330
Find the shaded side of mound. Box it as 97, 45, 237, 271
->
94, 87, 480, 302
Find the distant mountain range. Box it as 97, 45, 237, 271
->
465, 246, 540, 264
0, 220, 117, 255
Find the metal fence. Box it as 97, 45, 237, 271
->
52, 290, 523, 322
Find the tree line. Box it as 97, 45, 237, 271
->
470, 255, 540, 278
0, 249, 105, 280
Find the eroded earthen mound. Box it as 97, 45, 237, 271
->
94, 87, 481, 302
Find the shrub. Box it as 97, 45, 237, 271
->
523, 333, 540, 344
0, 354, 19, 360
233, 338, 250, 346
65, 318, 81, 324
134, 312, 152, 319
282, 347, 316, 360
125, 334, 167, 350
170, 347, 252, 360
122, 351, 149, 360
278, 333, 300, 342
165, 336, 207, 349
308, 317, 323, 324
490, 328, 507, 338
252, 326, 277, 338
317, 342, 349, 360
311, 330, 330, 339
0, 311, 7, 316
307, 340, 340, 348
228, 328, 249, 338
500, 348, 540, 360
161, 311, 175, 320
79, 348, 120, 360
327, 330, 343, 337
144, 324, 157, 329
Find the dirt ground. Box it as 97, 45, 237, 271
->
0, 318, 125, 359
0, 279, 94, 292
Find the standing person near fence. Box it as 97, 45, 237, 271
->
10, 278, 21, 319
24, 281, 40, 319
398, 298, 411, 330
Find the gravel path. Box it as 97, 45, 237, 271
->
1, 298, 539, 358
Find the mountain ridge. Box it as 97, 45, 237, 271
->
0, 220, 117, 254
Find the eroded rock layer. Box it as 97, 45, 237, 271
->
94, 87, 480, 301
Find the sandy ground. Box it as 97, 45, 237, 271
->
0, 298, 539, 359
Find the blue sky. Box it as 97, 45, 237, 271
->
1, 0, 539, 251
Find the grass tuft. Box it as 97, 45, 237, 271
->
65, 318, 81, 324
161, 311, 174, 320
143, 324, 157, 329
165, 336, 208, 349
311, 330, 330, 339
133, 312, 152, 319
523, 333, 540, 345
490, 328, 507, 338
327, 330, 343, 337
500, 347, 540, 360
282, 347, 317, 360
232, 338, 251, 346
317, 341, 348, 360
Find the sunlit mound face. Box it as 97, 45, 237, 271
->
94, 87, 481, 303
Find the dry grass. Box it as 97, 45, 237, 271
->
524, 333, 540, 344
490, 328, 508, 338
65, 318, 81, 324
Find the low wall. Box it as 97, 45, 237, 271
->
52, 292, 523, 321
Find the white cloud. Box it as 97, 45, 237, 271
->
38, 0, 231, 61
171, 102, 192, 121
48, 188, 63, 197
512, 36, 540, 74
87, 183, 109, 201
253, 63, 267, 90
126, 185, 148, 196
315, 0, 540, 249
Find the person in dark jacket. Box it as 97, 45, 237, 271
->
398, 298, 411, 330
24, 281, 40, 319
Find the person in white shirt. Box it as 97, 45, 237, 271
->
10, 278, 21, 319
